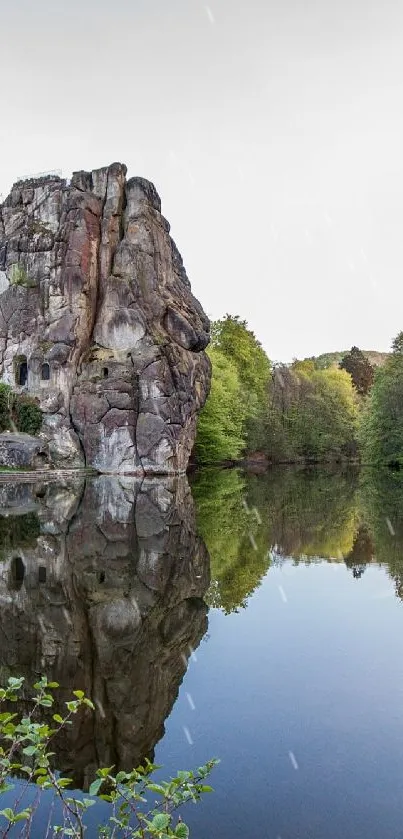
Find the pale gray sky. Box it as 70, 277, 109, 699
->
1, 0, 403, 361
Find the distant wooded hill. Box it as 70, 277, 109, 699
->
305, 350, 389, 369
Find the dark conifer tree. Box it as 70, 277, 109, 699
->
340, 346, 374, 396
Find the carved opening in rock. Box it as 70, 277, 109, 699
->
41, 363, 50, 381
15, 356, 28, 387
38, 566, 46, 583
99, 571, 105, 583
10, 556, 25, 591
103, 367, 108, 379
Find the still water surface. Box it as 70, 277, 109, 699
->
1, 466, 403, 837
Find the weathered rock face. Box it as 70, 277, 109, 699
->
0, 165, 210, 473
0, 432, 49, 470
0, 474, 210, 785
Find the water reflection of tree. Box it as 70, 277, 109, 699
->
343, 524, 375, 579
248, 466, 360, 561
358, 469, 403, 599
193, 465, 403, 608
4, 463, 403, 789
192, 469, 271, 613
192, 466, 361, 612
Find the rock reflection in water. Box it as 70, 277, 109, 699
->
0, 476, 210, 788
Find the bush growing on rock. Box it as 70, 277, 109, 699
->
13, 395, 43, 436
0, 384, 12, 432
0, 385, 42, 436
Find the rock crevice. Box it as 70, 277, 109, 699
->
0, 163, 210, 473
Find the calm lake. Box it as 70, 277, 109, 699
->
1, 465, 403, 838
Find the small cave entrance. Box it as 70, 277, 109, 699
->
15, 356, 28, 387
38, 566, 47, 584
41, 362, 50, 381
34, 451, 48, 471
102, 367, 109, 379
10, 556, 25, 591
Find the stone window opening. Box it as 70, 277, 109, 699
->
99, 571, 105, 584
13, 556, 25, 588
41, 362, 50, 381
103, 367, 108, 379
15, 356, 28, 387
38, 566, 47, 584
11, 556, 25, 591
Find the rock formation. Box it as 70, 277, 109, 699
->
0, 474, 210, 786
0, 431, 49, 470
0, 164, 210, 473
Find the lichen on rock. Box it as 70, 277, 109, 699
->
0, 164, 211, 473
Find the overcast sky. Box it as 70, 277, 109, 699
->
1, 0, 402, 361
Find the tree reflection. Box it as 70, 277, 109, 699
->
193, 464, 403, 608
192, 469, 271, 613
193, 466, 360, 611
358, 469, 403, 599
3, 463, 403, 789
344, 524, 374, 579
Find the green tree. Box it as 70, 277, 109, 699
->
263, 363, 358, 462
211, 315, 271, 403
304, 367, 359, 459
195, 347, 246, 463
210, 315, 271, 453
360, 331, 403, 465
197, 315, 359, 464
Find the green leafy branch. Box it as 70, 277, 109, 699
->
0, 677, 217, 838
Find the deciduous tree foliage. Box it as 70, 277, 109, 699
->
210, 315, 271, 405
196, 315, 359, 464
196, 316, 271, 463
264, 363, 359, 462
360, 331, 403, 465
195, 347, 246, 463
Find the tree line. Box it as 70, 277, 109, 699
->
195, 315, 403, 467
